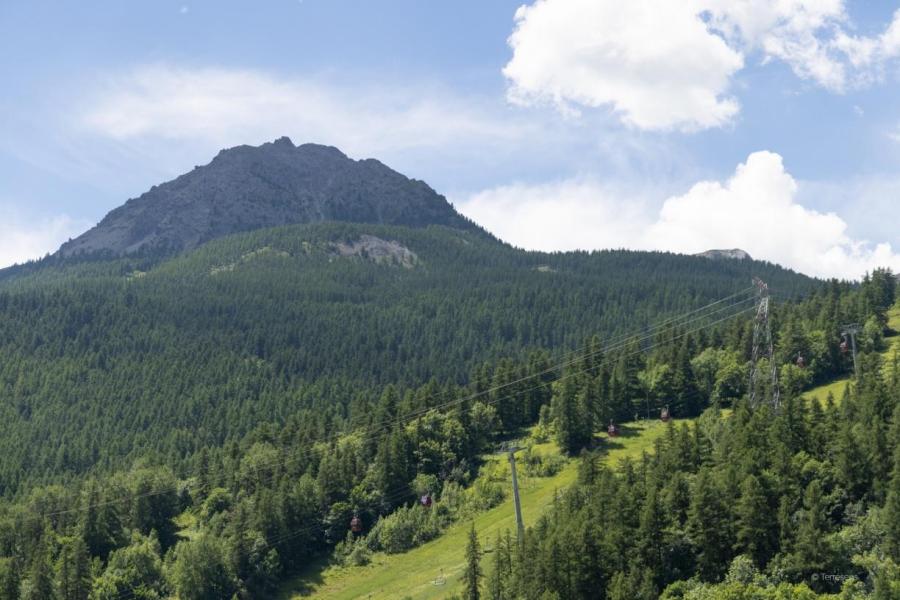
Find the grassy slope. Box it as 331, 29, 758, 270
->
280, 420, 673, 600
282, 305, 900, 600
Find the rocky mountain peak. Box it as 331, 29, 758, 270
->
59, 139, 479, 257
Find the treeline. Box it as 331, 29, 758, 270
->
0, 268, 891, 598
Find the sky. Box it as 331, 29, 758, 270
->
2, 0, 900, 280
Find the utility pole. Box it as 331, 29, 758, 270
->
507, 448, 525, 545
842, 323, 861, 381
749, 278, 780, 411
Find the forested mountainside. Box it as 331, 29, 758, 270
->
0, 254, 893, 599
0, 139, 895, 599
0, 222, 815, 498
497, 291, 900, 600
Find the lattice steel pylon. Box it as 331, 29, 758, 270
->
748, 278, 780, 411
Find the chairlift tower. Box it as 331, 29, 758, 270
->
748, 278, 780, 411
506, 446, 525, 545
841, 323, 862, 381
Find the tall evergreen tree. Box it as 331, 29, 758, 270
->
884, 443, 900, 562
551, 375, 592, 454
487, 531, 510, 600
463, 524, 482, 600
687, 469, 731, 581
733, 474, 773, 567
792, 480, 830, 577
0, 558, 20, 600
56, 536, 90, 600
23, 535, 55, 600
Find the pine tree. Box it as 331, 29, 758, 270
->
551, 375, 592, 454
80, 481, 119, 560
884, 443, 900, 561
56, 536, 90, 600
0, 557, 20, 600
637, 485, 665, 580
733, 474, 773, 567
792, 480, 830, 576
835, 423, 871, 501
23, 536, 55, 600
687, 469, 731, 581
487, 531, 509, 600
464, 524, 482, 600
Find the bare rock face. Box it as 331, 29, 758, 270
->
331, 235, 419, 268
695, 248, 752, 261
60, 137, 478, 257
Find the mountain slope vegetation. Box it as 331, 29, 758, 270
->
0, 139, 895, 599
0, 237, 888, 600
0, 221, 816, 497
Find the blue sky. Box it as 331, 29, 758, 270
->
2, 0, 900, 279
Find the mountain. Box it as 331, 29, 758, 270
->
8, 139, 889, 599
59, 137, 481, 257
0, 141, 821, 497
695, 248, 752, 261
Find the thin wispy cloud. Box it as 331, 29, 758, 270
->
81, 65, 536, 158
0, 206, 88, 268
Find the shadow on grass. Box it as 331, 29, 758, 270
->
276, 556, 329, 599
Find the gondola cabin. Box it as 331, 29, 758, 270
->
660, 406, 671, 422
350, 515, 363, 534
420, 494, 433, 508
796, 354, 806, 368
607, 421, 619, 437
840, 339, 849, 354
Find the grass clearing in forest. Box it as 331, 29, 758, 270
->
278, 419, 675, 600
279, 305, 900, 599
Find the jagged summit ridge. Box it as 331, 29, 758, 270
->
60, 138, 479, 257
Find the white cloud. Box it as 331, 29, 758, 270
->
504, 0, 900, 130
644, 151, 900, 279
81, 65, 532, 158
503, 0, 743, 131
706, 0, 850, 91
887, 123, 900, 143
459, 179, 650, 251
458, 151, 900, 280
832, 8, 900, 77
0, 209, 88, 268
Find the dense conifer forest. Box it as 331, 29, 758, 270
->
0, 221, 895, 599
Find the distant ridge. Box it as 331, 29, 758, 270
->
695, 248, 752, 261
59, 137, 482, 257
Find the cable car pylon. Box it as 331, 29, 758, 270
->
748, 278, 780, 411
506, 445, 525, 546
841, 323, 861, 381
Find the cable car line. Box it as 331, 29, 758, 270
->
39, 293, 756, 522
